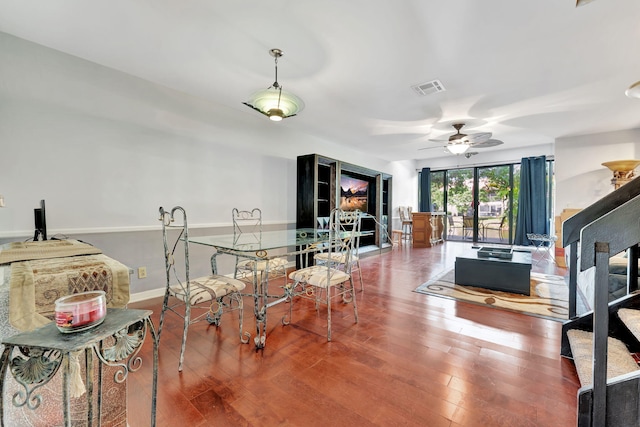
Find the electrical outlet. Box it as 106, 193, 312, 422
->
138, 266, 147, 279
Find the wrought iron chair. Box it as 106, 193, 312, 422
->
159, 206, 248, 371
313, 210, 364, 291
447, 214, 463, 238
231, 208, 288, 284
285, 208, 359, 341
462, 215, 474, 239
483, 216, 507, 241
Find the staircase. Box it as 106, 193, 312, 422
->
561, 177, 640, 427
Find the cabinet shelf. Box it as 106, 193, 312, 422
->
297, 154, 392, 252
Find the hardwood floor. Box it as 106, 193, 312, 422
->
127, 242, 579, 426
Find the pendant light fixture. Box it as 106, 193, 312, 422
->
243, 48, 304, 121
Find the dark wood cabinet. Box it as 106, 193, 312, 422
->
296, 154, 392, 253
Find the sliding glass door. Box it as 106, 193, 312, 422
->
477, 165, 519, 244
427, 163, 524, 244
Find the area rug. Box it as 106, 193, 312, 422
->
414, 268, 568, 321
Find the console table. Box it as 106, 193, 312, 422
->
0, 308, 158, 427
455, 249, 532, 295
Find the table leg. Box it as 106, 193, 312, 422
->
255, 266, 269, 349
62, 353, 71, 427
0, 346, 11, 427
86, 348, 94, 426
147, 317, 159, 427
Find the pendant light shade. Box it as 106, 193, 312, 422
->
245, 86, 304, 121
626, 81, 640, 99
243, 49, 304, 121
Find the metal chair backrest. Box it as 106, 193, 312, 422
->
159, 206, 191, 290
339, 210, 362, 266
327, 209, 359, 273
232, 208, 263, 245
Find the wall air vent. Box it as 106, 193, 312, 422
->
411, 79, 446, 96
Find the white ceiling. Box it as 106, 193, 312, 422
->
2, 0, 640, 162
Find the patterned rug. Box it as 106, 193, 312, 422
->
414, 268, 569, 321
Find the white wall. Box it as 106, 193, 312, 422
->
0, 33, 407, 295
0, 32, 394, 236
388, 160, 418, 229
555, 128, 640, 211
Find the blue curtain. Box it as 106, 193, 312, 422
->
420, 167, 432, 212
514, 156, 548, 245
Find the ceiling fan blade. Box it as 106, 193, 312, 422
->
471, 138, 503, 148
465, 132, 492, 144
418, 145, 447, 151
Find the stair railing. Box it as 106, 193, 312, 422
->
578, 195, 640, 426
563, 176, 640, 318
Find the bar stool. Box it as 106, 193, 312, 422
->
399, 206, 413, 242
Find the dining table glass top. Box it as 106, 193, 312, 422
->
187, 228, 329, 253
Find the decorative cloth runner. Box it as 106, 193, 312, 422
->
0, 239, 102, 265
9, 254, 130, 331
1, 241, 131, 417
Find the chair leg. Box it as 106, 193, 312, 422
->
157, 287, 171, 343
232, 293, 250, 344
350, 277, 359, 324
326, 285, 332, 342
351, 259, 364, 292
178, 302, 191, 372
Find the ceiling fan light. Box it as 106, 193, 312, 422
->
447, 143, 470, 155
625, 81, 640, 99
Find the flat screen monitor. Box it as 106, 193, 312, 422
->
33, 199, 47, 241
340, 174, 368, 212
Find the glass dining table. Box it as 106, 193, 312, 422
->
187, 228, 331, 349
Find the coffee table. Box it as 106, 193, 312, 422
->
455, 248, 532, 295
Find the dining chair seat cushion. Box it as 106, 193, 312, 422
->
313, 252, 359, 264
288, 266, 350, 288
237, 257, 287, 272
170, 275, 246, 304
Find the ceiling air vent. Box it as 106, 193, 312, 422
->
411, 79, 446, 96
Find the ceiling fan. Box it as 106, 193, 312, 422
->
419, 123, 503, 155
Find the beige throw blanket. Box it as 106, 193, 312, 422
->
0, 239, 102, 265
9, 254, 130, 331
